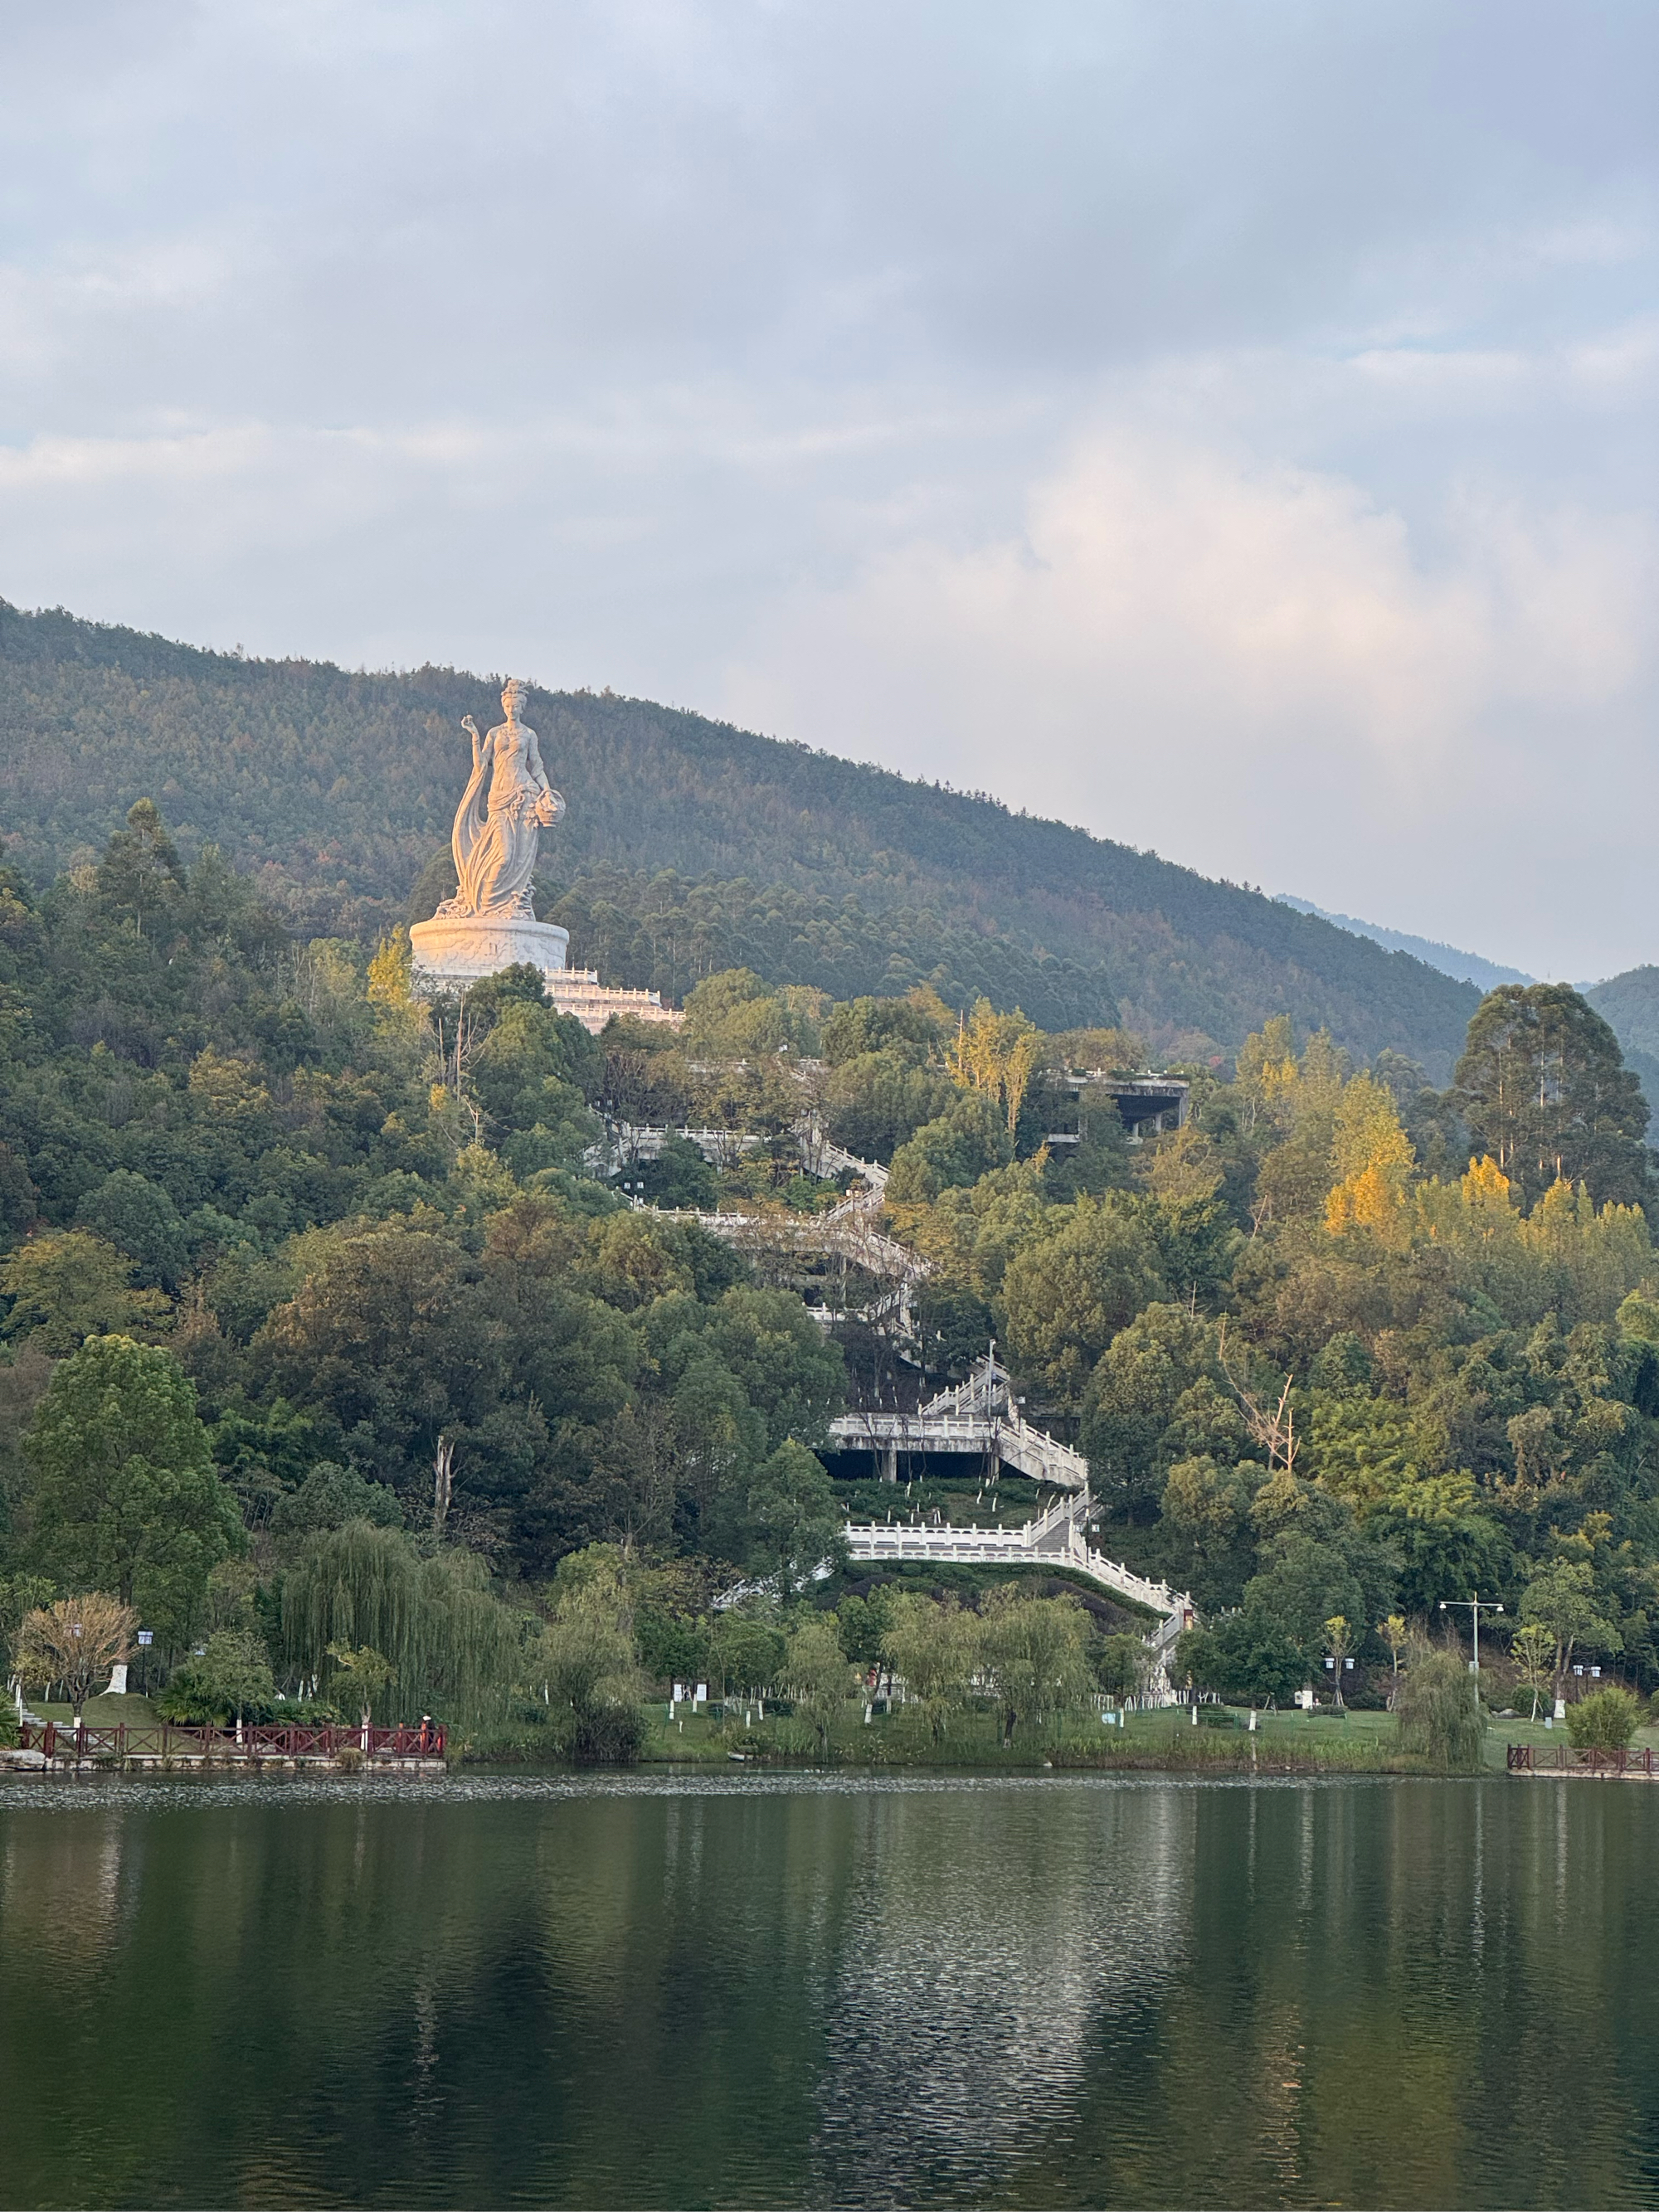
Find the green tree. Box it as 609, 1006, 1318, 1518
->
280, 1521, 519, 1728
1079, 1303, 1238, 1518
742, 1441, 844, 1598
823, 1052, 956, 1164
709, 1608, 786, 1699
1565, 1684, 1640, 1752
1455, 984, 1651, 1208
886, 1093, 1014, 1204
24, 1335, 240, 1649
1243, 1531, 1366, 1662
1160, 1455, 1258, 1608
325, 1640, 397, 1727
1093, 1631, 1148, 1704
821, 989, 951, 1068
880, 1592, 979, 1740
1394, 1646, 1486, 1769
835, 1586, 897, 1675
162, 1627, 278, 1727
528, 1553, 644, 1761
779, 1613, 857, 1756
1177, 1607, 1308, 1709
1509, 1621, 1554, 1721
74, 1172, 188, 1291
95, 798, 187, 938
978, 1587, 1093, 1745
0, 1232, 170, 1355
1001, 1194, 1169, 1405
1519, 1558, 1622, 1708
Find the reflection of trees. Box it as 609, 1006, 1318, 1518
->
809, 1784, 1190, 2205
7, 1780, 1659, 2207
1062, 1781, 1659, 2207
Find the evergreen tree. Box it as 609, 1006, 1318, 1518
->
24, 1334, 240, 1650
1455, 984, 1651, 1208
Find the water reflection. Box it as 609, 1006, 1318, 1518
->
812, 1785, 1189, 2205
1, 1772, 1657, 2209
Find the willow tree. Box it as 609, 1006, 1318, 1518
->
280, 1520, 519, 1727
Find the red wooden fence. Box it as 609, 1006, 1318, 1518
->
17, 1719, 445, 1763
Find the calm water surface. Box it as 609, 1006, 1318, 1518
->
0, 1769, 1652, 2209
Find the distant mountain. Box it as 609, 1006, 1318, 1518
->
1275, 895, 1531, 994
1586, 967, 1659, 1125
0, 600, 1480, 1075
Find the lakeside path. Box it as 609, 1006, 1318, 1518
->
13, 1697, 1651, 1780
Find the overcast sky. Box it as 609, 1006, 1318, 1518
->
2, 2, 1655, 980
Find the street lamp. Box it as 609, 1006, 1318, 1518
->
1440, 1593, 1503, 1674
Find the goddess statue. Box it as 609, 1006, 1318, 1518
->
436, 678, 565, 919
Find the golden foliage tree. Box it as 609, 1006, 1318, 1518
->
947, 999, 1044, 1135
13, 1592, 136, 1722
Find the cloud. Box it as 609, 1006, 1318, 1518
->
720, 409, 1659, 980
1, 2, 1657, 978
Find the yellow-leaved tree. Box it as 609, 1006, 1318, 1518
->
946, 999, 1044, 1135
1325, 1074, 1416, 1247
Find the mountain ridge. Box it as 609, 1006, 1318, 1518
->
0, 599, 1478, 1074
1274, 893, 1533, 994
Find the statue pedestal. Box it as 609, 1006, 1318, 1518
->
409, 916, 571, 995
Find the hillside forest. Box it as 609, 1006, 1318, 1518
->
0, 600, 1481, 1073
2, 799, 1658, 1750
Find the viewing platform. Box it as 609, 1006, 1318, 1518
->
829, 1352, 1087, 1490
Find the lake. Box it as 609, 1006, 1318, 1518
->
0, 1769, 1652, 2209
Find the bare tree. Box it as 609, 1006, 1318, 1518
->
432, 1437, 455, 1534
1217, 1322, 1298, 1473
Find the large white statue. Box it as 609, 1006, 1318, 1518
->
407, 679, 682, 1031
437, 678, 565, 920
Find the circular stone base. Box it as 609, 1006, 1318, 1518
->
409, 916, 570, 994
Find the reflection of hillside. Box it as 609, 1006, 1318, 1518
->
810, 1782, 1190, 2205
10, 1776, 1659, 2207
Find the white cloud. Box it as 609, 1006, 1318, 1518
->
720, 416, 1659, 980
1, 2, 1657, 980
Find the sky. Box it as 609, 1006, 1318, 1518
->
2, 2, 1656, 982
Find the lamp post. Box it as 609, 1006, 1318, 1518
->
1440, 1593, 1503, 1674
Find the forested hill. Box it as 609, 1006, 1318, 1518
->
0, 600, 1477, 1071
1587, 967, 1659, 1121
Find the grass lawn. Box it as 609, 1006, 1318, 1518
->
635, 1696, 1619, 1774
1482, 1708, 1659, 1765
27, 1694, 165, 1728
639, 1698, 1423, 1770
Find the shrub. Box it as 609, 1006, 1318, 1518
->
1394, 1649, 1486, 1770
1565, 1685, 1640, 1753
571, 1705, 645, 1763
157, 1629, 276, 1725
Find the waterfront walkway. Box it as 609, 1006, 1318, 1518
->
7, 1719, 446, 1772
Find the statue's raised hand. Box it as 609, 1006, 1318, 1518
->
460, 713, 481, 764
